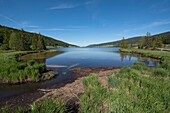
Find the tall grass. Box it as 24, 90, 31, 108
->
31, 99, 66, 113
79, 62, 170, 113
80, 75, 110, 113
0, 51, 46, 83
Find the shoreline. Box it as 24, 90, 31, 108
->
0, 71, 57, 85
0, 67, 120, 111
120, 48, 170, 62
0, 50, 62, 84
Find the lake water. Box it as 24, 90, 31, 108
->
0, 48, 160, 100
48, 48, 159, 67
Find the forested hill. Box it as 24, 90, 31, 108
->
87, 31, 170, 47
0, 25, 77, 50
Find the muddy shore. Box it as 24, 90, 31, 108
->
0, 67, 120, 111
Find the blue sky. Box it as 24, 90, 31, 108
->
0, 0, 170, 46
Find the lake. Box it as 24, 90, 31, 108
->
48, 48, 159, 67
0, 48, 160, 100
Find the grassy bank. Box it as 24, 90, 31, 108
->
0, 50, 56, 83
1, 99, 66, 113
120, 48, 170, 62
1, 62, 169, 112
79, 62, 170, 113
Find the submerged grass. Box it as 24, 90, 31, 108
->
0, 51, 47, 83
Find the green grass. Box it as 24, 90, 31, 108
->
80, 75, 110, 113
79, 62, 170, 113
1, 62, 169, 112
31, 99, 66, 113
0, 51, 47, 83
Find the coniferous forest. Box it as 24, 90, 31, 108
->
0, 25, 76, 50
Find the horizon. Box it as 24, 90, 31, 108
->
0, 0, 170, 46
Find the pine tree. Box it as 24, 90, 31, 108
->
1, 28, 11, 50
0, 31, 3, 45
130, 40, 134, 48
37, 33, 46, 50
120, 37, 128, 49
138, 38, 144, 49
143, 32, 152, 49
9, 32, 18, 50
32, 34, 38, 50
20, 29, 30, 50
155, 35, 163, 48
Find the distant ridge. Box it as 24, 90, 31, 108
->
87, 31, 170, 47
0, 25, 78, 48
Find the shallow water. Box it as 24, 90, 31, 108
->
0, 48, 160, 100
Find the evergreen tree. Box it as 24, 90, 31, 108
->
0, 32, 3, 44
162, 36, 170, 44
20, 29, 30, 50
143, 32, 152, 49
32, 34, 38, 50
9, 32, 19, 50
138, 38, 144, 49
37, 33, 46, 50
155, 35, 163, 48
120, 37, 128, 49
130, 40, 134, 48
1, 28, 11, 49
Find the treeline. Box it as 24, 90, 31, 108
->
121, 32, 169, 49
0, 25, 76, 50
87, 31, 170, 48
0, 27, 45, 50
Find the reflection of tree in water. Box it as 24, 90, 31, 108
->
120, 52, 127, 61
138, 59, 150, 65
120, 52, 159, 66
128, 53, 132, 61
120, 52, 133, 61
20, 51, 63, 63
138, 56, 159, 66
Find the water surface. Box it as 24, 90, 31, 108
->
0, 48, 160, 100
